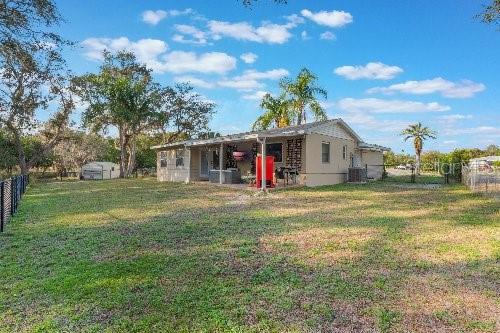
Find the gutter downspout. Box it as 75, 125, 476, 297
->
256, 136, 267, 192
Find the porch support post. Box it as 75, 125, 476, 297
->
186, 148, 191, 184
219, 143, 224, 184
261, 137, 267, 192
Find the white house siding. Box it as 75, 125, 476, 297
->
304, 133, 357, 186
81, 162, 120, 180
310, 122, 354, 141
156, 148, 191, 182
361, 150, 384, 179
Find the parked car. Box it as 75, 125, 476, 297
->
396, 164, 407, 170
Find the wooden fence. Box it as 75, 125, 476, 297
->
0, 174, 29, 232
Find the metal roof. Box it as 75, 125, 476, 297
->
469, 155, 500, 162
81, 161, 119, 169
358, 142, 391, 152
151, 118, 370, 150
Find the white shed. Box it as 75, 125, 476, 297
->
81, 162, 120, 180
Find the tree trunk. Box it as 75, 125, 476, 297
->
297, 102, 305, 125
126, 138, 136, 177
10, 128, 28, 175
118, 127, 128, 178
415, 151, 421, 175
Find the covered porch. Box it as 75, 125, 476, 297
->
188, 133, 305, 190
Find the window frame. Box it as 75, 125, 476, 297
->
266, 142, 283, 163
321, 142, 330, 164
160, 151, 168, 168
175, 149, 184, 167
342, 145, 347, 160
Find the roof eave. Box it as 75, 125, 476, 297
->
150, 130, 307, 150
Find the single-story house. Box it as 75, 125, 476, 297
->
151, 119, 390, 187
81, 161, 120, 180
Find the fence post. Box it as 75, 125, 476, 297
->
10, 177, 14, 215
1, 181, 4, 233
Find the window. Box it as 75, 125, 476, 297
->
322, 142, 330, 163
160, 151, 168, 168
175, 149, 184, 167
343, 145, 347, 160
266, 143, 283, 162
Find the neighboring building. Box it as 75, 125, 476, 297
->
151, 119, 389, 187
81, 162, 120, 180
469, 155, 500, 171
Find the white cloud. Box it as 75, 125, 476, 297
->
81, 37, 168, 69
171, 68, 287, 92
173, 24, 208, 45
301, 31, 310, 40
81, 37, 236, 74
284, 14, 305, 26
301, 9, 353, 27
173, 76, 215, 89
208, 20, 293, 44
217, 79, 263, 90
242, 90, 269, 100
142, 9, 193, 25
168, 8, 193, 17
438, 114, 473, 122
142, 10, 167, 25
367, 77, 486, 98
240, 52, 258, 64
216, 69, 288, 91
443, 126, 500, 136
334, 62, 403, 80
338, 98, 451, 113
160, 51, 237, 74
320, 31, 336, 40
234, 69, 289, 81
339, 112, 410, 133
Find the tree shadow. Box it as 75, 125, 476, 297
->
1, 178, 498, 332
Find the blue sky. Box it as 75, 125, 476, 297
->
54, 0, 499, 153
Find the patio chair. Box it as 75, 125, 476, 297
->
275, 167, 288, 186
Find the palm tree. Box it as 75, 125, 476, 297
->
280, 68, 327, 125
252, 93, 291, 130
400, 123, 437, 174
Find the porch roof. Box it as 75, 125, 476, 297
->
151, 118, 363, 150
358, 142, 391, 152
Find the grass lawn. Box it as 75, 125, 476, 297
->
0, 178, 498, 332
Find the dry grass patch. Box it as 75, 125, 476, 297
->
261, 227, 379, 265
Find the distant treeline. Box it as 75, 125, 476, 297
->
384, 144, 500, 174
0, 129, 173, 178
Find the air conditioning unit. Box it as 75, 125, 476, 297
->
348, 167, 367, 183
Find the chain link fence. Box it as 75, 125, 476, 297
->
382, 163, 461, 184
1, 174, 29, 232
462, 165, 499, 197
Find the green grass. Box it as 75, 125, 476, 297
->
0, 178, 498, 332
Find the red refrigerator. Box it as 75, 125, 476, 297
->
256, 155, 275, 188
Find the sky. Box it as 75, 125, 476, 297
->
53, 0, 499, 153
